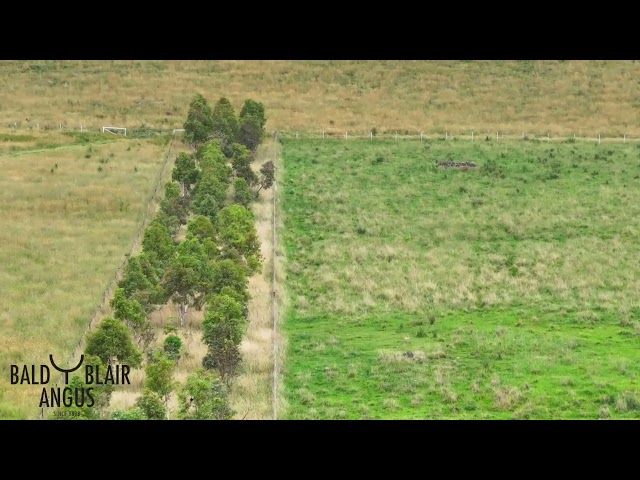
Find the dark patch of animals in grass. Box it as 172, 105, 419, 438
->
437, 161, 477, 169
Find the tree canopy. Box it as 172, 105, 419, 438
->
172, 152, 200, 196
216, 204, 262, 272
211, 97, 239, 156
183, 93, 214, 149
85, 317, 142, 368
178, 370, 234, 420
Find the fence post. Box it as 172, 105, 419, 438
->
345, 131, 348, 140
445, 132, 448, 140
472, 131, 474, 142
547, 133, 550, 142
296, 131, 298, 139
59, 124, 62, 131
598, 134, 601, 144
624, 134, 626, 143
574, 133, 576, 141
322, 131, 324, 140
497, 131, 499, 141
396, 132, 398, 141
370, 131, 373, 140
420, 131, 423, 142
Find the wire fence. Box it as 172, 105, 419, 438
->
40, 132, 179, 419
1, 121, 183, 139
275, 130, 640, 144
271, 137, 279, 420
3, 121, 639, 144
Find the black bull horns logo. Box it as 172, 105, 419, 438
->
49, 354, 84, 384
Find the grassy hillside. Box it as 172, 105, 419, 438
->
0, 134, 170, 419
1, 61, 640, 136
280, 138, 640, 419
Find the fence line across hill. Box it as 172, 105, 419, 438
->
2, 122, 185, 138
2, 121, 639, 145
278, 130, 639, 145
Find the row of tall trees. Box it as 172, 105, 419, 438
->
178, 95, 274, 416
183, 95, 267, 155
184, 95, 274, 200
52, 94, 272, 420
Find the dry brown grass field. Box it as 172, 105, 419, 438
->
0, 134, 171, 419
1, 60, 640, 136
228, 140, 288, 419
227, 143, 276, 419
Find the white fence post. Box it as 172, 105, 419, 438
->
445, 132, 448, 140
370, 131, 373, 140
547, 133, 550, 142
472, 131, 474, 142
345, 131, 348, 140
624, 134, 626, 143
322, 131, 324, 140
420, 131, 423, 141
598, 134, 601, 144
296, 131, 298, 139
